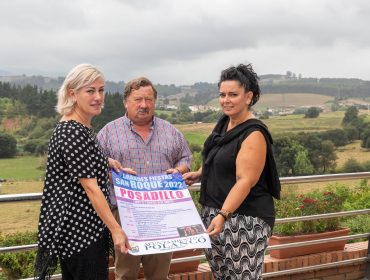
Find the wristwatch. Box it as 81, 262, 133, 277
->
218, 209, 232, 220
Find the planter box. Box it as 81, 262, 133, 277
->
169, 248, 203, 274
268, 227, 350, 259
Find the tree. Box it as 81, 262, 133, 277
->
318, 140, 337, 173
93, 92, 125, 131
294, 149, 314, 175
343, 125, 360, 141
304, 107, 320, 118
366, 138, 370, 149
259, 111, 269, 119
0, 132, 17, 158
360, 126, 370, 148
319, 129, 349, 147
342, 106, 359, 126
331, 100, 340, 112
273, 136, 304, 176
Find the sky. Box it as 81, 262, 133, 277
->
0, 0, 369, 85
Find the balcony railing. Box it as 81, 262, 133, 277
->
0, 172, 369, 279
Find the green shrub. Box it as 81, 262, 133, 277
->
341, 158, 364, 173
343, 215, 370, 237
274, 181, 370, 236
274, 185, 348, 235
190, 190, 202, 213
0, 132, 17, 158
0, 231, 37, 279
343, 179, 370, 211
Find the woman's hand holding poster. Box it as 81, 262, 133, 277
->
112, 170, 211, 255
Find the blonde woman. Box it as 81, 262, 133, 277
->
35, 64, 130, 280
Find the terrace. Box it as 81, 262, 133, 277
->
0, 172, 369, 280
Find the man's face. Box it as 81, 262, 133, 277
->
125, 86, 156, 126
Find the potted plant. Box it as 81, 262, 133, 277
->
269, 186, 350, 258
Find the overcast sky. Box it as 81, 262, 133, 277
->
0, 0, 369, 85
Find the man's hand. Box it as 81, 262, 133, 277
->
166, 168, 180, 174
108, 158, 124, 173
108, 158, 137, 175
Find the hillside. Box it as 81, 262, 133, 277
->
176, 111, 349, 137
1, 74, 369, 101
207, 93, 334, 110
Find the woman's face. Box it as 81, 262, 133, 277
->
72, 78, 105, 119
219, 80, 252, 118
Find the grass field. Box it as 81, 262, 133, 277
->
336, 140, 370, 168
256, 93, 334, 110
0, 180, 43, 195
182, 132, 209, 146
0, 201, 40, 234
263, 111, 344, 134
0, 181, 43, 234
176, 111, 346, 143
155, 109, 174, 116
0, 156, 45, 181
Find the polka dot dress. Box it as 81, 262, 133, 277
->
35, 120, 110, 276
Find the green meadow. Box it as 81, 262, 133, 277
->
177, 111, 346, 144
0, 156, 45, 181
182, 132, 208, 146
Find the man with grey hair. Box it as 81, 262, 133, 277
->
98, 77, 192, 280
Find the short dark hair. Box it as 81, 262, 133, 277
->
218, 63, 261, 107
123, 77, 157, 102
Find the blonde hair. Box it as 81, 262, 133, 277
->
56, 64, 105, 115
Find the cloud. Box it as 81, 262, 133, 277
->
0, 0, 369, 84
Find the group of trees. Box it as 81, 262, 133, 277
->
0, 82, 128, 156
157, 108, 220, 124
0, 83, 56, 118
273, 106, 370, 176
274, 133, 337, 176
304, 107, 322, 118
260, 77, 370, 98
342, 106, 370, 148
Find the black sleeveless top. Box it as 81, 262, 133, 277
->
199, 115, 280, 229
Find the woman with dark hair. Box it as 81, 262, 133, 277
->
183, 64, 280, 279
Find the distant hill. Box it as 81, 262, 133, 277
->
206, 93, 335, 110
260, 76, 370, 98
0, 75, 184, 96
0, 75, 125, 93
1, 73, 369, 102
0, 69, 13, 76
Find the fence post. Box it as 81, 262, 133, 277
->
366, 235, 370, 279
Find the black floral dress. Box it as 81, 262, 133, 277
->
35, 120, 112, 279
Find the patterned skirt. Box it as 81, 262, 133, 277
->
201, 206, 271, 280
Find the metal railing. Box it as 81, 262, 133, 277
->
0, 172, 369, 279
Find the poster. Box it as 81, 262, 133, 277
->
112, 170, 211, 255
